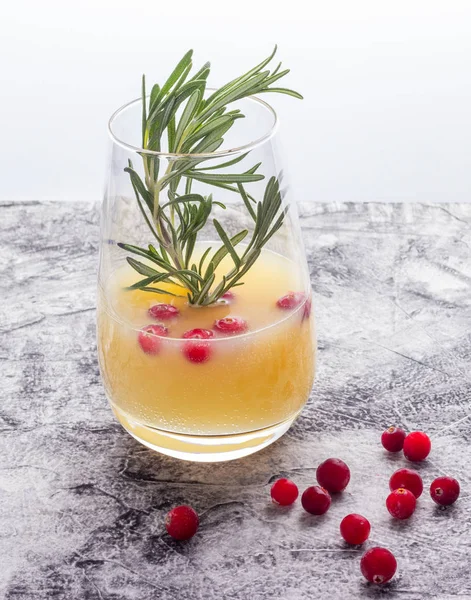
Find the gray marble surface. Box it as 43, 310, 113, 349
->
1, 201, 471, 599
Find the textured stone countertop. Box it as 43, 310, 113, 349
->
1, 201, 471, 599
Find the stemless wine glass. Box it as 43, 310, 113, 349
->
97, 91, 316, 462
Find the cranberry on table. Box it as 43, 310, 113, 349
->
165, 505, 199, 540
316, 458, 350, 493
276, 291, 305, 310
148, 303, 180, 320
340, 514, 371, 545
270, 478, 299, 506
386, 488, 416, 519
430, 476, 460, 506
403, 431, 431, 462
301, 486, 331, 515
389, 468, 423, 499
137, 324, 168, 355
381, 426, 406, 452
182, 328, 214, 364
214, 316, 248, 335
360, 547, 397, 585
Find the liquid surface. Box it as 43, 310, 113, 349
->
97, 245, 316, 435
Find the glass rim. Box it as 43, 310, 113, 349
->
107, 89, 279, 159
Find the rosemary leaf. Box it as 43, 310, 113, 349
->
210, 229, 248, 269
149, 83, 160, 113
185, 171, 264, 184
141, 75, 147, 147
213, 219, 241, 268
156, 49, 193, 106
197, 152, 249, 171
126, 257, 158, 278
237, 183, 256, 221
259, 87, 303, 99
124, 167, 153, 212
194, 272, 216, 304
198, 246, 212, 274
167, 116, 176, 152
126, 272, 175, 290
174, 89, 202, 151
139, 287, 185, 297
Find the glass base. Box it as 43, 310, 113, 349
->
111, 404, 297, 462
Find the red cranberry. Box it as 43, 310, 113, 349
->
302, 296, 312, 320
138, 324, 168, 355
148, 303, 179, 320
340, 514, 371, 545
182, 328, 213, 340
360, 547, 397, 585
386, 488, 416, 519
217, 290, 236, 306
301, 486, 331, 515
430, 477, 460, 506
381, 426, 406, 452
214, 316, 248, 335
316, 458, 350, 493
389, 468, 423, 499
403, 431, 431, 462
182, 329, 214, 364
270, 478, 299, 506
165, 505, 199, 540
276, 291, 305, 310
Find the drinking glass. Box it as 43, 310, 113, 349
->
97, 91, 316, 461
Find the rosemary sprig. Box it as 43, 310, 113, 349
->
118, 47, 302, 306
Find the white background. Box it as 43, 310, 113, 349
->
1, 0, 470, 203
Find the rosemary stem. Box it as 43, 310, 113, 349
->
120, 48, 301, 306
